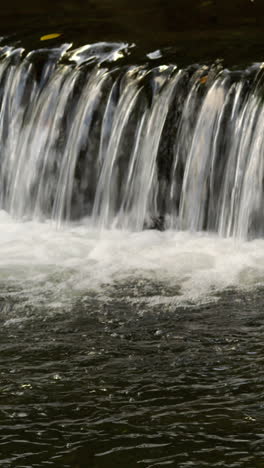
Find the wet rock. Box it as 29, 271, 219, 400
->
143, 215, 165, 231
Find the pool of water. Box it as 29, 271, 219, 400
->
0, 286, 264, 467
0, 218, 263, 467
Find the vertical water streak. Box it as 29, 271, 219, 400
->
169, 69, 205, 228
0, 45, 72, 218
179, 76, 227, 231
116, 66, 180, 230
52, 67, 111, 223
218, 91, 261, 236
235, 103, 264, 238
0, 48, 27, 207
92, 67, 146, 228
8, 66, 72, 217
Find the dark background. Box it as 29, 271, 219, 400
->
1, 0, 264, 66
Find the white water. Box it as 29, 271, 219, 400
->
0, 45, 263, 238
0, 45, 263, 315
0, 212, 263, 314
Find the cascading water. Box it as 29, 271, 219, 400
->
0, 41, 263, 313
0, 43, 263, 239
1, 35, 264, 468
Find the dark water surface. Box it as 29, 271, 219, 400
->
0, 286, 264, 467
1, 0, 264, 66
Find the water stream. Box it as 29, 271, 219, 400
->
0, 44, 263, 238
0, 43, 263, 467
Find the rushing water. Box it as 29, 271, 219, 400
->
0, 42, 264, 467
0, 44, 264, 238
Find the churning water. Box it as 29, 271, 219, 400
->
0, 42, 264, 467
1, 213, 264, 316
0, 43, 264, 307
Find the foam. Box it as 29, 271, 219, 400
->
0, 211, 263, 310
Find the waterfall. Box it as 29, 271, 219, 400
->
0, 43, 263, 239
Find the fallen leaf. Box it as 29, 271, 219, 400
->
200, 75, 208, 84
40, 33, 61, 41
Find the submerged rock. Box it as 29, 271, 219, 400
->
143, 215, 165, 231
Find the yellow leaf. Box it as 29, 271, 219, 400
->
200, 75, 208, 85
40, 33, 61, 41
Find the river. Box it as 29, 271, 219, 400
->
0, 1, 264, 467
